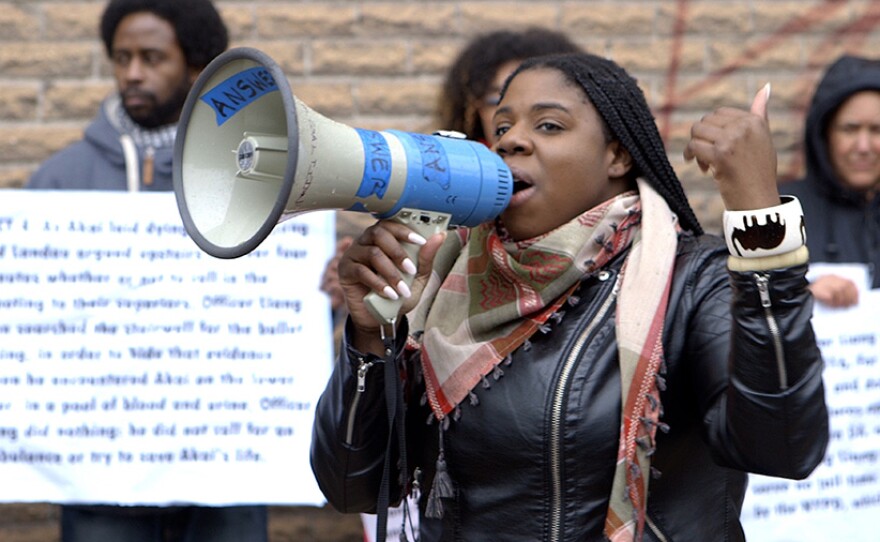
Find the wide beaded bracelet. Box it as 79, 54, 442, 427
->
723, 196, 810, 271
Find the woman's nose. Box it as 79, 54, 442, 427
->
496, 126, 530, 156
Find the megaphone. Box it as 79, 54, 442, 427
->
173, 47, 512, 324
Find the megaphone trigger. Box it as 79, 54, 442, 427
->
363, 209, 451, 325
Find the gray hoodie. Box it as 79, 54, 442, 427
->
28, 95, 174, 192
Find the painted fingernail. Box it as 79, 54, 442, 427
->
408, 232, 427, 245
396, 280, 412, 299
382, 285, 399, 300
402, 258, 417, 275
764, 82, 771, 100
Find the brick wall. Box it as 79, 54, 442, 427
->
5, 0, 880, 232
2, 0, 880, 539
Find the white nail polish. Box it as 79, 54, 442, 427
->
408, 232, 427, 245
396, 280, 412, 299
402, 258, 417, 275
763, 82, 771, 100
382, 285, 399, 300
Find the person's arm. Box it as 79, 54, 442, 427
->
311, 219, 444, 512
683, 83, 829, 476
685, 251, 828, 477
310, 319, 409, 513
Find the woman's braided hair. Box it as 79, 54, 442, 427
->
507, 53, 703, 235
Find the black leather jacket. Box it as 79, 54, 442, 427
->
311, 233, 829, 541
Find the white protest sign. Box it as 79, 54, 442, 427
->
0, 190, 335, 506
741, 281, 880, 540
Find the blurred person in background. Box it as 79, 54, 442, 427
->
783, 54, 880, 307
435, 27, 582, 146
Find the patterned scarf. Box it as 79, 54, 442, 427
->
407, 179, 678, 541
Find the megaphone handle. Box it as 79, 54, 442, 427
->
363, 208, 451, 326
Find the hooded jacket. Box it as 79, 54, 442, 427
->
311, 233, 828, 542
781, 55, 880, 286
28, 95, 174, 192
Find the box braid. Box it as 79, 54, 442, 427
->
508, 53, 704, 235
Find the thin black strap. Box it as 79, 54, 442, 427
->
375, 326, 408, 541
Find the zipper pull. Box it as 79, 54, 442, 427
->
755, 273, 771, 308
356, 358, 375, 392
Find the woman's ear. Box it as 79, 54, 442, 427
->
607, 141, 633, 179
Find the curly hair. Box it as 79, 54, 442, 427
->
505, 53, 703, 235
437, 28, 582, 142
100, 0, 228, 70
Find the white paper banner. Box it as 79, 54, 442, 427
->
741, 265, 880, 540
0, 190, 336, 506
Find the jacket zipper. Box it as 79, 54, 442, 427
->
345, 357, 377, 445
549, 274, 621, 542
755, 273, 788, 390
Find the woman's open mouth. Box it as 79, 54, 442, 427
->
513, 179, 531, 193
507, 167, 535, 206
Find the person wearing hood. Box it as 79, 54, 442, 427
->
783, 54, 880, 307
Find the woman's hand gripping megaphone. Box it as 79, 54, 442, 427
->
338, 214, 448, 355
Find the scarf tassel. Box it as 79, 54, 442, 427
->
425, 427, 454, 519
645, 392, 665, 417
645, 393, 659, 412
636, 435, 656, 457
638, 416, 671, 434
654, 373, 667, 391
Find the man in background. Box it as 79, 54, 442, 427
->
29, 0, 225, 192
28, 1, 269, 540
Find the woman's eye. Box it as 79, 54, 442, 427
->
538, 121, 562, 132
494, 125, 510, 137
